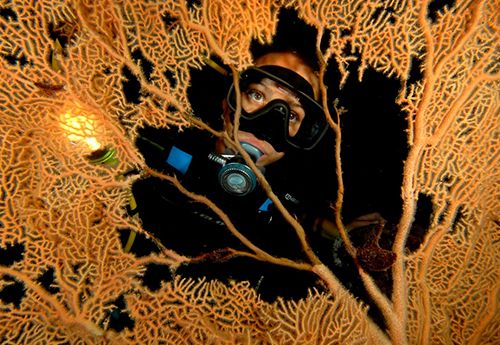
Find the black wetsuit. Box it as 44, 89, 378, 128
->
130, 126, 323, 301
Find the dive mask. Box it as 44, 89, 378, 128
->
226, 65, 328, 151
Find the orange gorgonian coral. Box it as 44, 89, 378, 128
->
0, 1, 498, 344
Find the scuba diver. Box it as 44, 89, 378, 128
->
129, 48, 377, 301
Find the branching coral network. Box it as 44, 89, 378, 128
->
0, 0, 498, 344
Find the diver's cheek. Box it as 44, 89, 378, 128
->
288, 120, 303, 137
241, 97, 262, 114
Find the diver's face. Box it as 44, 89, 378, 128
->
221, 52, 319, 168
236, 77, 305, 167
242, 78, 305, 137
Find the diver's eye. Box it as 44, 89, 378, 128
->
289, 111, 299, 123
245, 89, 265, 103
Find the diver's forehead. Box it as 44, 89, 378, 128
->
254, 52, 319, 97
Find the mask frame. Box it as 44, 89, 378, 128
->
226, 66, 328, 151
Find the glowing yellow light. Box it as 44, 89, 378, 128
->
59, 103, 102, 152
